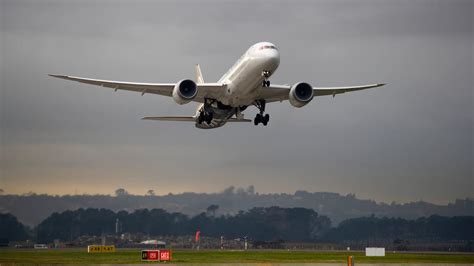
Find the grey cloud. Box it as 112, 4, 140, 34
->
1, 0, 472, 203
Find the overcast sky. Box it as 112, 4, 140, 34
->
1, 0, 472, 203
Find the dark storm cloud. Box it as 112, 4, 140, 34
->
0, 0, 472, 203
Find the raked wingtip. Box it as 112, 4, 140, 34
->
48, 74, 66, 78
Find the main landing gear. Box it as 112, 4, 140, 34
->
198, 111, 213, 125
254, 100, 269, 126
262, 71, 271, 87
197, 98, 215, 125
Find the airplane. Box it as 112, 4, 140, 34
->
49, 42, 384, 129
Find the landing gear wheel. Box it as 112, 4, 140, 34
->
206, 112, 213, 124
198, 111, 213, 125
198, 112, 204, 124
254, 113, 261, 126
254, 100, 269, 126
262, 80, 270, 87
262, 114, 269, 126
253, 114, 261, 126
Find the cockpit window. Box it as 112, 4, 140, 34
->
259, 45, 277, 50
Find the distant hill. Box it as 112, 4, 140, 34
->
0, 187, 472, 226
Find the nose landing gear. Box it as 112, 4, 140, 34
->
254, 100, 270, 126
262, 71, 271, 87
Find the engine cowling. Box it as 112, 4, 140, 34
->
172, 79, 198, 105
289, 82, 314, 107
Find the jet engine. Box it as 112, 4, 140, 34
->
172, 79, 198, 105
289, 82, 314, 107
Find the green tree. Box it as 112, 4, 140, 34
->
206, 204, 219, 216
0, 213, 30, 240
115, 188, 128, 197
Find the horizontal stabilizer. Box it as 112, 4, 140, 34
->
142, 116, 195, 122
142, 116, 252, 122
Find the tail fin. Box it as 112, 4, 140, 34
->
195, 64, 204, 84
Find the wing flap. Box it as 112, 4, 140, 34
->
313, 83, 385, 96
48, 74, 226, 102
142, 116, 251, 122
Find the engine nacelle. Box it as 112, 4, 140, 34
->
289, 82, 314, 108
172, 79, 198, 105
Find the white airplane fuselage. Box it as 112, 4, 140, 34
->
195, 42, 280, 129
49, 41, 384, 130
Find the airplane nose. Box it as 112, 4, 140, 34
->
267, 50, 280, 66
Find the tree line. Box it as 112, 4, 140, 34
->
322, 215, 474, 243
35, 207, 331, 243
1, 207, 472, 244
2, 188, 472, 227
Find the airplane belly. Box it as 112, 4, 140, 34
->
228, 68, 263, 106
223, 57, 278, 107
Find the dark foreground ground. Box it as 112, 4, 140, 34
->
0, 249, 473, 264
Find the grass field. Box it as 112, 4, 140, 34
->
0, 249, 473, 264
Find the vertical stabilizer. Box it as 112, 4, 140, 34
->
195, 64, 205, 84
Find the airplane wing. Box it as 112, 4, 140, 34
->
142, 116, 251, 122
259, 83, 385, 103
48, 74, 226, 103
312, 83, 385, 96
